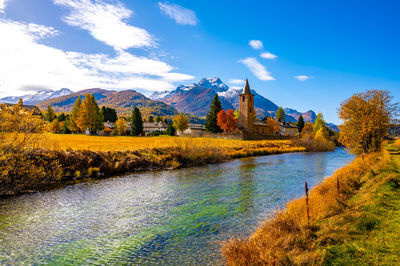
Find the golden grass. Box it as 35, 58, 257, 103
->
221, 150, 391, 265
40, 134, 304, 153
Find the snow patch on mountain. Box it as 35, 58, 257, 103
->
0, 88, 73, 105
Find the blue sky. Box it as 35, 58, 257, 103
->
1, 0, 399, 124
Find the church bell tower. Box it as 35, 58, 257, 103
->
239, 79, 254, 134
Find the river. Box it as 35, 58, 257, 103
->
0, 148, 353, 265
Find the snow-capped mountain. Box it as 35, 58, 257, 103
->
0, 88, 73, 105
150, 77, 339, 130
150, 77, 278, 117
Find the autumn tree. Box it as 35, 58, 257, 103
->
115, 118, 127, 136
205, 94, 223, 133
267, 118, 280, 133
69, 96, 82, 133
276, 107, 285, 122
313, 113, 327, 134
301, 122, 314, 139
0, 103, 46, 152
131, 107, 143, 136
339, 90, 398, 154
173, 114, 189, 134
217, 109, 238, 133
45, 106, 57, 122
297, 115, 305, 133
76, 93, 104, 135
234, 109, 240, 120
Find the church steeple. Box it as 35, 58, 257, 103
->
242, 78, 251, 94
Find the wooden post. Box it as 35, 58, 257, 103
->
337, 177, 340, 196
305, 181, 310, 227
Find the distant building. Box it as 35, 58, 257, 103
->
278, 121, 298, 137
143, 121, 168, 135
181, 124, 205, 136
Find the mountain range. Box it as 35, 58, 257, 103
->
37, 88, 179, 118
1, 77, 339, 130
0, 88, 73, 105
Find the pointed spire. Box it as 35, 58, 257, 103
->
242, 78, 251, 94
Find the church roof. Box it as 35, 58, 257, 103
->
242, 78, 252, 94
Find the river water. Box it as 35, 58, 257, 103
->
0, 148, 353, 265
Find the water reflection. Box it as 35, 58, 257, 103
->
0, 148, 354, 265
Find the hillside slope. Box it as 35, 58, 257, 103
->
37, 88, 179, 117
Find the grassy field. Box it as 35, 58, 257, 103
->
222, 144, 400, 265
43, 134, 304, 153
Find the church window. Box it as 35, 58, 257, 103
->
250, 107, 252, 113
242, 96, 245, 102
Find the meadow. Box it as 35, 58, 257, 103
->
43, 134, 302, 153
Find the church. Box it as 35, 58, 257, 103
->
238, 79, 274, 139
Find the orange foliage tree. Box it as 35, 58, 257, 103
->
217, 109, 238, 133
266, 118, 280, 133
339, 89, 399, 154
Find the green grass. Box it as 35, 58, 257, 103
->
320, 152, 400, 265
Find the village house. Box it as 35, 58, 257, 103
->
180, 124, 205, 136
143, 121, 168, 135
278, 121, 298, 137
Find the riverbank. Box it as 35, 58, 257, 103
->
0, 136, 306, 196
222, 146, 400, 264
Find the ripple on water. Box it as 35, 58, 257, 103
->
0, 148, 354, 265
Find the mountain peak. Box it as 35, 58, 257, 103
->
197, 77, 228, 92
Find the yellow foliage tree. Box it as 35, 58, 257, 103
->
339, 90, 398, 154
115, 118, 127, 136
173, 114, 189, 134
76, 93, 104, 135
0, 102, 46, 152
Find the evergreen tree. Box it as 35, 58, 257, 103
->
76, 93, 104, 135
155, 116, 162, 122
69, 96, 82, 133
166, 123, 175, 136
57, 113, 66, 122
148, 116, 154, 122
276, 107, 285, 122
45, 106, 57, 122
63, 115, 71, 134
101, 106, 118, 123
313, 113, 326, 134
297, 115, 305, 133
131, 107, 143, 136
164, 118, 169, 124
205, 94, 223, 133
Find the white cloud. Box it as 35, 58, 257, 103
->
294, 75, 312, 82
0, 0, 9, 13
239, 57, 275, 81
249, 40, 263, 50
0, 19, 194, 98
158, 2, 198, 26
260, 52, 277, 60
53, 0, 154, 50
229, 79, 245, 85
